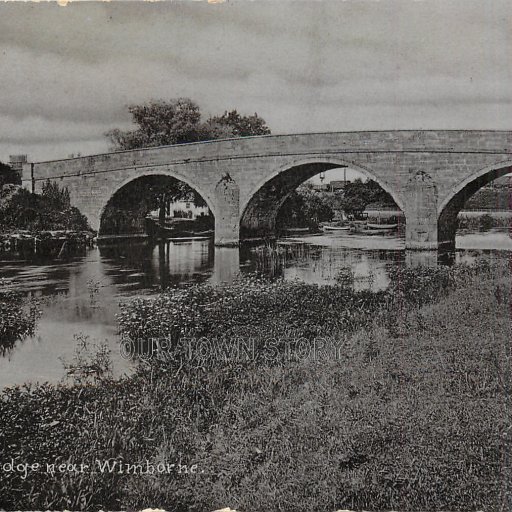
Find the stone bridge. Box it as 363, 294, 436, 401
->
22, 130, 512, 250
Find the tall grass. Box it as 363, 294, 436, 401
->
0, 260, 510, 511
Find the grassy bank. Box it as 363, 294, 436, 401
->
0, 261, 510, 511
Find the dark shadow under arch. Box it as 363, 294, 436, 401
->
98, 174, 214, 237
240, 159, 404, 238
438, 162, 512, 250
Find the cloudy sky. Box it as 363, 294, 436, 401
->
0, 0, 511, 163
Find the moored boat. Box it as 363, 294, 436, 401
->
366, 223, 398, 230
322, 224, 351, 232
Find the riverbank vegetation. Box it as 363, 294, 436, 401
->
0, 180, 93, 258
0, 287, 40, 354
0, 180, 90, 234
0, 260, 509, 511
458, 211, 511, 231
277, 184, 334, 230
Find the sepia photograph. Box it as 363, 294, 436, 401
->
0, 0, 510, 510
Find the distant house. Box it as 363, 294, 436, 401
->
167, 198, 209, 219
311, 183, 330, 192
149, 193, 210, 220
310, 180, 350, 193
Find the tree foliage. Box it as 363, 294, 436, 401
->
339, 179, 395, 213
105, 98, 271, 151
0, 182, 90, 233
277, 184, 334, 228
0, 161, 20, 189
41, 179, 71, 210
208, 110, 271, 138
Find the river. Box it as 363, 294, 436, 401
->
1, 228, 511, 388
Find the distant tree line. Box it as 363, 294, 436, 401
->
277, 184, 334, 229
337, 179, 395, 214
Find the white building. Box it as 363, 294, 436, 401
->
167, 199, 209, 219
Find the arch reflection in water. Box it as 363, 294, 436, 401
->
241, 240, 405, 291
153, 240, 214, 289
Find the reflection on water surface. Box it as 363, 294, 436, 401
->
0, 228, 510, 388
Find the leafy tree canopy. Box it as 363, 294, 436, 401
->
0, 161, 20, 189
339, 179, 395, 213
208, 110, 271, 138
41, 179, 71, 211
0, 181, 90, 233
105, 98, 271, 151
278, 185, 334, 228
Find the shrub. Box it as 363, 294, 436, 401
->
117, 276, 389, 349
479, 213, 495, 231
0, 186, 91, 233
0, 288, 40, 354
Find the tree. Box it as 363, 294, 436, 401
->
105, 98, 271, 151
41, 179, 71, 210
106, 98, 204, 150
0, 161, 20, 189
340, 179, 395, 214
277, 185, 334, 229
0, 186, 90, 233
207, 110, 271, 137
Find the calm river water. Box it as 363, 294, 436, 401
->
1, 229, 511, 388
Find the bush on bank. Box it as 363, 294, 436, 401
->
117, 276, 389, 346
0, 182, 91, 234
0, 261, 510, 511
0, 289, 40, 354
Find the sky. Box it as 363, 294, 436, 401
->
0, 0, 511, 165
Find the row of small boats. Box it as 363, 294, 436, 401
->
322, 222, 399, 233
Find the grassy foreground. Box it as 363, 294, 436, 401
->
0, 261, 510, 511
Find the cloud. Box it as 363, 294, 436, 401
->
0, 0, 510, 162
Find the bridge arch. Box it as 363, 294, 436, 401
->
97, 169, 216, 236
437, 159, 512, 250
240, 156, 404, 238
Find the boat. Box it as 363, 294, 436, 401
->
322, 225, 351, 232
157, 224, 213, 238
366, 223, 398, 230
167, 235, 212, 242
